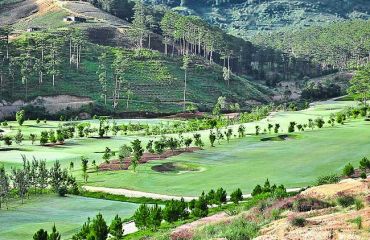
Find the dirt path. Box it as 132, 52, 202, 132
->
82, 186, 302, 202
171, 212, 231, 239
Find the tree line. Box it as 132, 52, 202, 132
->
0, 28, 86, 100
0, 156, 78, 209
253, 20, 370, 73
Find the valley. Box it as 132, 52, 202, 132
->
0, 0, 369, 239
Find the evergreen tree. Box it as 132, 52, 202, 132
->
130, 1, 148, 49
0, 165, 10, 209
49, 160, 63, 192
230, 188, 243, 204
33, 229, 48, 240
38, 160, 49, 193
16, 110, 26, 126
81, 156, 89, 183
131, 139, 143, 172
89, 213, 109, 240
109, 214, 123, 239
134, 204, 150, 229
149, 204, 162, 231
48, 224, 61, 240
14, 129, 24, 145
192, 192, 208, 218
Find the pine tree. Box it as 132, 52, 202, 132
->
0, 165, 10, 209
81, 156, 89, 183
89, 213, 108, 240
149, 204, 162, 231
48, 224, 61, 240
130, 1, 148, 49
33, 229, 48, 240
109, 214, 123, 238
134, 204, 150, 229
97, 52, 110, 105
131, 139, 143, 172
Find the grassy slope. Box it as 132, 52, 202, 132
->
3, 44, 270, 113
0, 194, 139, 240
1, 100, 367, 197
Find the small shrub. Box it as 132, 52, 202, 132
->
292, 198, 331, 212
355, 199, 364, 210
230, 188, 243, 204
289, 216, 306, 227
270, 208, 282, 220
360, 172, 367, 179
343, 163, 355, 177
193, 217, 259, 240
225, 207, 241, 216
316, 174, 340, 185
337, 194, 355, 208
349, 216, 362, 229
58, 185, 68, 197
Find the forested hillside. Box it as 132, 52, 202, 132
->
252, 20, 370, 71
0, 0, 369, 116
142, 0, 370, 39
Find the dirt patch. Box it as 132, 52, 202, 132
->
0, 147, 23, 151
171, 212, 231, 240
42, 142, 65, 147
99, 147, 201, 171
89, 136, 112, 139
300, 178, 370, 200
151, 162, 201, 173
260, 134, 298, 142
164, 112, 206, 120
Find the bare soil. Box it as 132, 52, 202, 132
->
151, 162, 200, 173
171, 178, 370, 240
99, 147, 201, 171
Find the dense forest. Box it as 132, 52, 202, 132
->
252, 20, 370, 72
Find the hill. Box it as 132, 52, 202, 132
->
0, 1, 271, 117
144, 0, 370, 39
171, 178, 370, 240
0, 0, 367, 118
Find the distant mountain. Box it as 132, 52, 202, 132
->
144, 0, 370, 39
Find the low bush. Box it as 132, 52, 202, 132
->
57, 185, 68, 197
349, 216, 362, 229
193, 217, 259, 240
355, 199, 364, 210
316, 174, 340, 185
289, 216, 306, 227
343, 163, 355, 177
337, 194, 355, 208
292, 198, 331, 212
270, 208, 283, 220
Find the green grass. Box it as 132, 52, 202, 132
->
0, 194, 140, 240
1, 100, 366, 197
82, 100, 369, 196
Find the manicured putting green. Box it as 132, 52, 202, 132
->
0, 195, 140, 240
